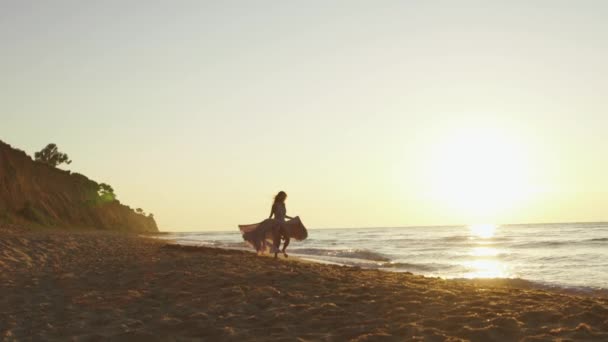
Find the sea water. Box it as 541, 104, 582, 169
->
156, 222, 608, 291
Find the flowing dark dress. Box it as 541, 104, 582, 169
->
238, 203, 307, 253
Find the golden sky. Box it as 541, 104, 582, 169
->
2, 2, 607, 231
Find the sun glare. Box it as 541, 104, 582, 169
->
470, 246, 500, 257
463, 260, 509, 278
469, 224, 497, 239
424, 126, 534, 221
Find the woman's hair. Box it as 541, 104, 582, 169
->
274, 191, 287, 203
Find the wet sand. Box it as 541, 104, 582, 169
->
1, 226, 608, 341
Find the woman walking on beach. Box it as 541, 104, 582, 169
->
268, 191, 293, 255
239, 190, 308, 257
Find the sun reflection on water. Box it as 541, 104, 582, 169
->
470, 246, 501, 257
462, 224, 510, 278
462, 259, 509, 278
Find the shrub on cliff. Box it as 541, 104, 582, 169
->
98, 183, 116, 202
34, 143, 72, 167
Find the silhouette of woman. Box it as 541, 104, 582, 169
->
239, 191, 308, 256
269, 191, 293, 252
269, 191, 293, 222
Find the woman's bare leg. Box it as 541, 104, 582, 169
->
282, 237, 290, 258
273, 222, 282, 259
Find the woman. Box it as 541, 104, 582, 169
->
268, 191, 293, 256
239, 191, 308, 257
269, 191, 293, 222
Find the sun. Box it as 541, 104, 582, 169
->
469, 224, 497, 239
424, 126, 534, 221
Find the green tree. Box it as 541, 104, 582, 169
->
34, 143, 72, 167
98, 183, 116, 202
135, 208, 145, 215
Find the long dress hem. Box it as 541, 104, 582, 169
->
238, 216, 307, 253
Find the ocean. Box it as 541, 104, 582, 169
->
155, 222, 608, 291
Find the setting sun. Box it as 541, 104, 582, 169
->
469, 224, 498, 239
425, 125, 536, 222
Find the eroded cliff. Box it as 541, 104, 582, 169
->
0, 140, 158, 232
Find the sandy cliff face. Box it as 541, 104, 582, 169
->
0, 140, 158, 232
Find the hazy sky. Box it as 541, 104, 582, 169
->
2, 1, 607, 231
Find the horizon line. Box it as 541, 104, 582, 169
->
159, 220, 608, 233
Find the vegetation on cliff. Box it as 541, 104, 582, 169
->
0, 140, 158, 232
34, 143, 72, 168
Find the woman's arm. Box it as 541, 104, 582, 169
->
269, 203, 275, 219
284, 204, 293, 219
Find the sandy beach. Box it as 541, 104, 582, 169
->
1, 226, 608, 341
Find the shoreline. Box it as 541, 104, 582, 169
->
155, 234, 608, 298
2, 227, 608, 340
